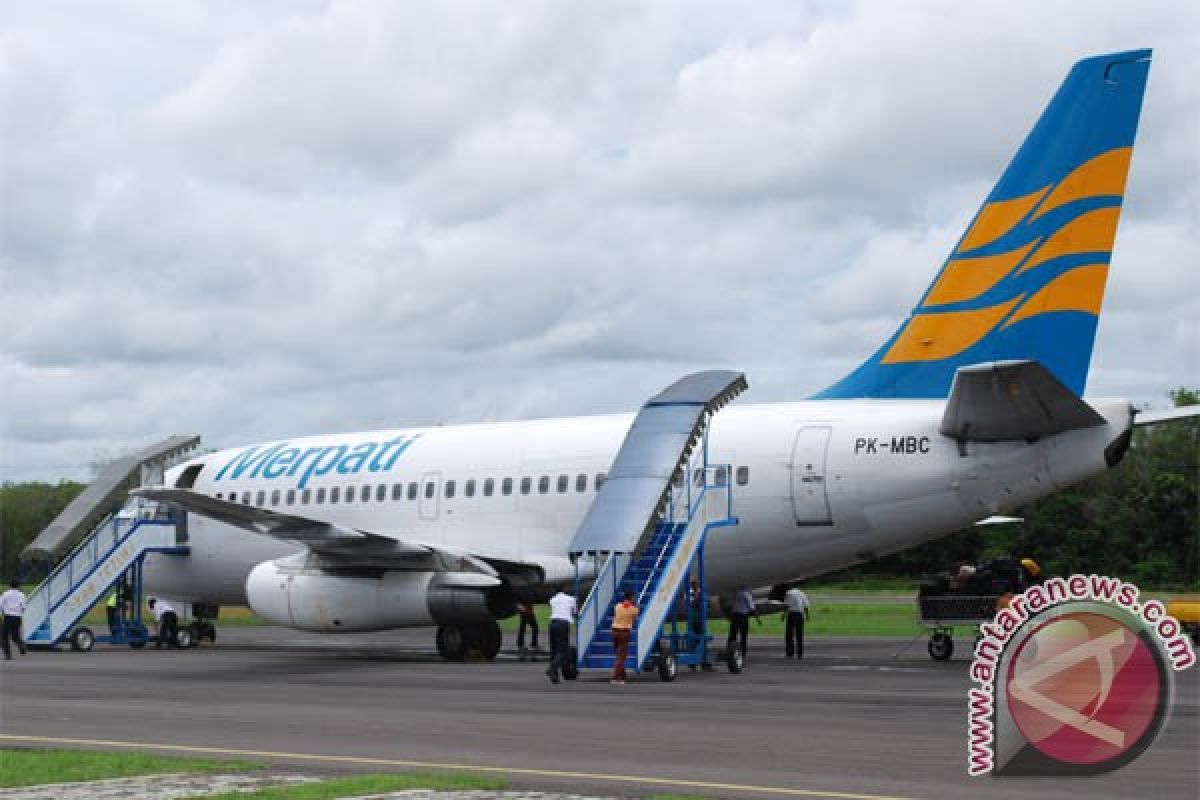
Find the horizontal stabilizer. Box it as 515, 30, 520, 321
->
940, 360, 1106, 442
1134, 405, 1200, 426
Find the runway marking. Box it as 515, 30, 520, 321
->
0, 733, 917, 800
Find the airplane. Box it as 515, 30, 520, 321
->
135, 49, 1189, 660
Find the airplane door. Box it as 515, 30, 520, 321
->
791, 426, 832, 526
419, 471, 441, 520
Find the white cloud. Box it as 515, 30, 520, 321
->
1, 1, 1197, 481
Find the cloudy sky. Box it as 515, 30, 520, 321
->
2, 1, 1197, 483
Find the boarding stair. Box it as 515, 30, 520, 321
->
20, 434, 200, 574
22, 515, 188, 650
569, 370, 746, 678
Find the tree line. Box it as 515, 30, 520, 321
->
1, 389, 1196, 588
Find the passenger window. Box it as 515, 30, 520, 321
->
361, 485, 371, 503
286, 489, 295, 506
483, 478, 495, 497
503, 477, 514, 496
520, 477, 531, 495
465, 479, 476, 498
576, 473, 587, 492
736, 466, 749, 486
345, 485, 354, 502
445, 480, 456, 499
556, 474, 568, 493
316, 488, 326, 504
714, 466, 728, 486
256, 490, 266, 507
408, 482, 418, 500
538, 476, 550, 494
595, 472, 607, 490
425, 482, 435, 499
330, 487, 340, 503
376, 484, 386, 502
242, 492, 251, 504
270, 489, 281, 506
302, 488, 311, 504
392, 483, 403, 501
694, 468, 704, 487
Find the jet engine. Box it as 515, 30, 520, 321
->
245, 556, 513, 633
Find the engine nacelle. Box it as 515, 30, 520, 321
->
245, 558, 511, 633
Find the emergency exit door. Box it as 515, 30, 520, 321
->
791, 426, 832, 526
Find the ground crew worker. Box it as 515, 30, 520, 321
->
148, 597, 179, 649
610, 591, 638, 684
1, 579, 28, 660
783, 583, 811, 659
515, 600, 539, 654
545, 589, 576, 684
105, 586, 123, 635
727, 585, 758, 661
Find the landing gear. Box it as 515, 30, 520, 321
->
436, 621, 502, 661
468, 621, 502, 660
928, 632, 954, 661
436, 625, 467, 661
188, 621, 216, 646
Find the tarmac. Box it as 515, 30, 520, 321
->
1, 627, 1196, 800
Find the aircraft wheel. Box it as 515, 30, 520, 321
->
929, 632, 954, 661
69, 627, 95, 652
657, 647, 678, 682
562, 646, 579, 680
478, 621, 502, 660
726, 646, 744, 674
437, 624, 467, 661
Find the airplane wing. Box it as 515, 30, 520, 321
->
1134, 405, 1200, 427
132, 486, 501, 580
939, 360, 1107, 442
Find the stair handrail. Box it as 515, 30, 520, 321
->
575, 550, 629, 662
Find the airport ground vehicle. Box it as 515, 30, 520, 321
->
916, 558, 1041, 660
1167, 596, 1200, 645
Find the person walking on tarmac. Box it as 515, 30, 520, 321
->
726, 585, 759, 662
610, 591, 639, 685
1, 579, 28, 660
783, 583, 811, 659
148, 597, 179, 649
545, 589, 576, 684
515, 600, 539, 655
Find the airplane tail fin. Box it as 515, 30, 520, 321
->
817, 49, 1151, 399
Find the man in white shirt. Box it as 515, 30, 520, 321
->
783, 583, 811, 659
545, 590, 576, 684
148, 597, 179, 649
1, 579, 28, 660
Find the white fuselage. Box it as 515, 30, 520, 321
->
145, 397, 1133, 610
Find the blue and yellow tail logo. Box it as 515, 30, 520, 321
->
818, 50, 1151, 399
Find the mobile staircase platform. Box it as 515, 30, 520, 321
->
569, 370, 746, 680
22, 515, 189, 651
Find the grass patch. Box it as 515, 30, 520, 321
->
0, 748, 259, 788
506, 601, 923, 638
190, 771, 508, 799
